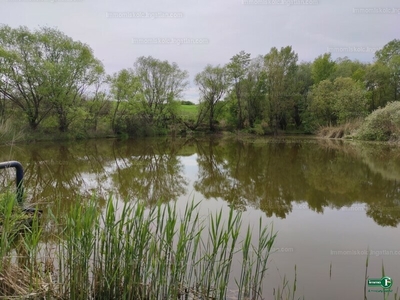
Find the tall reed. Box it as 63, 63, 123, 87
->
53, 197, 280, 299
0, 192, 289, 299
0, 191, 49, 297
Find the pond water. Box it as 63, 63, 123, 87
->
0, 136, 399, 300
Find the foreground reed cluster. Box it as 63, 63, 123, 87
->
0, 192, 291, 299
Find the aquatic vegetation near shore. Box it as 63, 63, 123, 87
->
0, 193, 298, 299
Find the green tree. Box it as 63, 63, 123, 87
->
83, 93, 111, 133
108, 69, 142, 133
311, 53, 336, 84
0, 78, 12, 121
333, 77, 367, 123
0, 25, 104, 132
308, 79, 337, 126
134, 56, 189, 127
375, 39, 400, 101
309, 77, 367, 126
243, 56, 267, 128
227, 51, 251, 129
42, 28, 104, 132
365, 62, 392, 110
292, 62, 313, 129
264, 46, 298, 133
195, 65, 230, 131
0, 25, 53, 129
375, 39, 400, 63
332, 57, 366, 82
84, 74, 112, 133
388, 55, 400, 100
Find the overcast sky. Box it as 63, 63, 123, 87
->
1, 0, 399, 101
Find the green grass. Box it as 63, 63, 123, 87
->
177, 104, 198, 120
0, 119, 25, 145
0, 192, 305, 299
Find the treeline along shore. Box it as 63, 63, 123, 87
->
1, 25, 399, 143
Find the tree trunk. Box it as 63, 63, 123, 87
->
28, 109, 40, 130
112, 101, 120, 133
293, 105, 302, 128
29, 119, 39, 131
237, 97, 244, 129
274, 114, 279, 136
209, 105, 215, 131
57, 108, 69, 132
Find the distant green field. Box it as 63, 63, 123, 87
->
178, 104, 198, 119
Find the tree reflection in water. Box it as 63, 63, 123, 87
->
0, 137, 399, 227
193, 138, 400, 227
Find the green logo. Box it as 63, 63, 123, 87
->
368, 276, 393, 289
381, 277, 393, 288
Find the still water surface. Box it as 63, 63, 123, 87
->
0, 136, 399, 299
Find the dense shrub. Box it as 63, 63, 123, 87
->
180, 100, 195, 105
356, 101, 400, 141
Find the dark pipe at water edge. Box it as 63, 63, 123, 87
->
0, 160, 24, 205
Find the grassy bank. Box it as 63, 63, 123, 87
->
12, 100, 398, 145
0, 104, 201, 145
178, 103, 198, 120
0, 192, 302, 299
0, 118, 117, 145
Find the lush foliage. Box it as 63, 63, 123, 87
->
356, 101, 400, 141
1, 25, 399, 140
308, 77, 367, 127
0, 26, 104, 132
